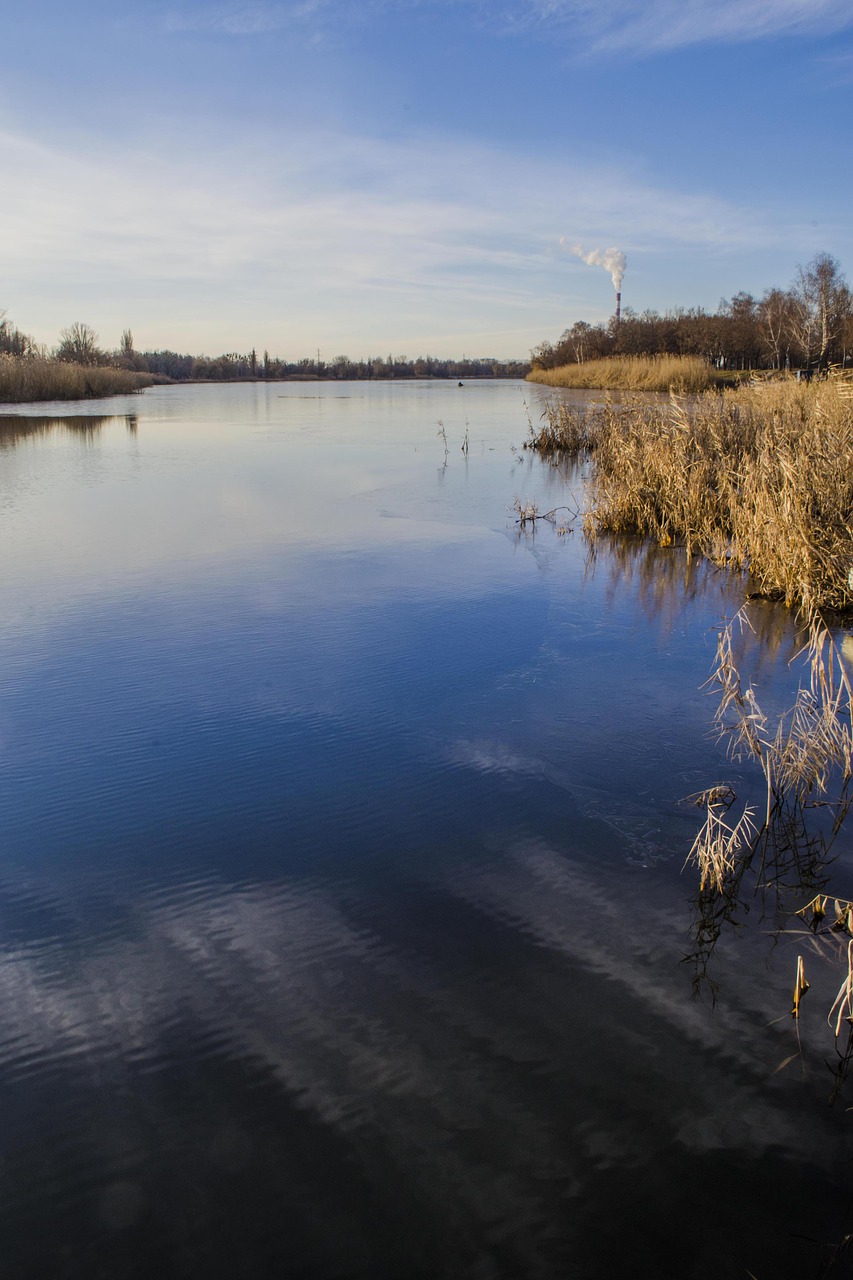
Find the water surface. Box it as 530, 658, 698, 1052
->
0, 381, 851, 1279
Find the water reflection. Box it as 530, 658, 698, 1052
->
0, 382, 851, 1279
0, 412, 137, 448
680, 608, 853, 1108
587, 533, 805, 667
0, 845, 847, 1279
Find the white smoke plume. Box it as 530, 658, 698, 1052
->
561, 239, 626, 291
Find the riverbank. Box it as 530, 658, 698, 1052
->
528, 376, 853, 612
527, 354, 741, 393
0, 355, 163, 404
0, 356, 526, 404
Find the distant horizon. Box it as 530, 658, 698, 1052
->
9, 260, 844, 365
9, 312, 544, 365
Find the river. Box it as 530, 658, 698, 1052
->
0, 379, 850, 1279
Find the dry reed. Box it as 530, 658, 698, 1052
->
529, 377, 853, 613
0, 354, 158, 404
527, 354, 719, 394
529, 371, 853, 1091
685, 608, 853, 1093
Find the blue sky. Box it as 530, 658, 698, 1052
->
1, 0, 852, 358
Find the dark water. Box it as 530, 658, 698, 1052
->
0, 381, 851, 1280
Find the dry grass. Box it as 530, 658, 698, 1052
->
0, 354, 159, 403
685, 608, 853, 1093
529, 377, 853, 613
532, 371, 853, 1092
690, 612, 853, 900
527, 354, 721, 393
791, 894, 853, 1101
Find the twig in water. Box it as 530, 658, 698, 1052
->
436, 420, 448, 468
510, 496, 580, 531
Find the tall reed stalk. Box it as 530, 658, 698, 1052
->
529, 378, 853, 613
686, 609, 853, 1095
528, 378, 853, 1088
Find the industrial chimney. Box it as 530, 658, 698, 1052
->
615, 292, 621, 324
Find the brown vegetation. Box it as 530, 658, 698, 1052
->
530, 366, 853, 1093
526, 354, 721, 393
528, 376, 853, 613
685, 610, 853, 1095
0, 355, 159, 404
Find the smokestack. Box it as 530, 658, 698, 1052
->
561, 242, 628, 316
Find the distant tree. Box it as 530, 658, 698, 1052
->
568, 321, 592, 363
0, 310, 35, 357
532, 255, 851, 373
720, 292, 761, 369
116, 328, 152, 372
529, 339, 555, 369
790, 253, 850, 369
57, 322, 102, 365
758, 289, 796, 369
840, 312, 853, 367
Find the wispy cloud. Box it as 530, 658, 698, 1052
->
0, 121, 817, 353
159, 0, 853, 52
162, 0, 333, 35
558, 0, 853, 54
817, 46, 853, 83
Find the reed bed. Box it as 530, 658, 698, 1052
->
530, 378, 853, 613
0, 355, 158, 404
529, 372, 853, 1091
527, 354, 720, 393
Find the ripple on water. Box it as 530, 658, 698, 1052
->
0, 383, 848, 1280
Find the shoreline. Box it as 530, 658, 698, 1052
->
0, 371, 530, 408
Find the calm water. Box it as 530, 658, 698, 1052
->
0, 380, 851, 1280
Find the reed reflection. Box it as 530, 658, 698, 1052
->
682, 608, 853, 1100
0, 413, 137, 449
587, 532, 802, 668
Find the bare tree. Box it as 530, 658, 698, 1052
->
56, 322, 102, 365
790, 253, 850, 369
758, 288, 797, 369
0, 310, 35, 357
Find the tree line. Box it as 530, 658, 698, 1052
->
5, 251, 848, 382
0, 317, 527, 381
532, 252, 853, 373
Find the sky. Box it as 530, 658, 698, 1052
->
1, 0, 852, 359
